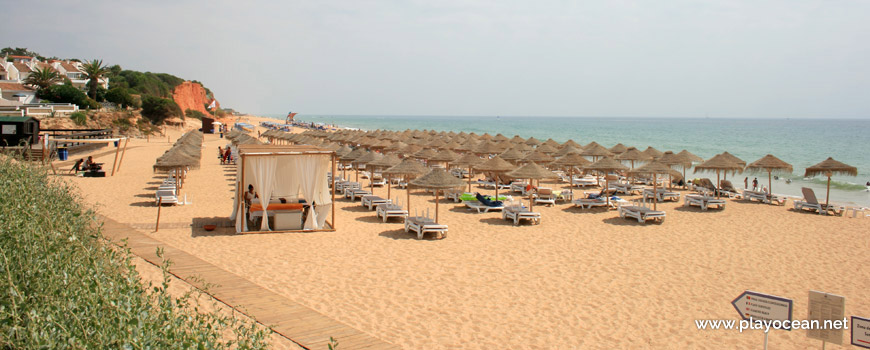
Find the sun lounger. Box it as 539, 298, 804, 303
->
464, 201, 505, 213
361, 195, 391, 210
511, 181, 529, 193
404, 216, 448, 239
502, 205, 541, 225
684, 194, 726, 211
571, 193, 627, 210
155, 189, 178, 206
742, 190, 787, 205
345, 188, 371, 201
618, 201, 666, 224
445, 189, 467, 203
534, 188, 556, 206
642, 188, 680, 202
370, 176, 386, 187
376, 203, 408, 222
609, 182, 644, 195
569, 176, 599, 187
793, 187, 830, 215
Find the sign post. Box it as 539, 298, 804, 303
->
806, 290, 845, 349
732, 290, 794, 350
853, 316, 870, 348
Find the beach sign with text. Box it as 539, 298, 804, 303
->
806, 290, 845, 345
853, 316, 870, 348
731, 290, 793, 330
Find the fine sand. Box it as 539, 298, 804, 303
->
60, 117, 870, 349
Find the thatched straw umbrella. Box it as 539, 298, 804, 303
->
499, 147, 526, 164
522, 150, 555, 165
473, 140, 504, 156
524, 137, 542, 147
535, 143, 559, 155
584, 157, 628, 207
615, 147, 650, 169
746, 154, 792, 195
641, 146, 663, 160
562, 139, 581, 149
550, 153, 591, 196
453, 153, 484, 192
369, 154, 402, 200
581, 144, 613, 162
410, 168, 464, 224
694, 154, 744, 198
383, 158, 429, 211
474, 156, 515, 199
493, 133, 509, 142
412, 148, 438, 163
506, 162, 558, 211
629, 161, 673, 211
429, 149, 459, 168
678, 150, 704, 163
658, 151, 694, 190
716, 152, 746, 180
804, 157, 857, 208
355, 151, 384, 192
340, 147, 367, 182
554, 145, 582, 157
510, 135, 526, 144
609, 143, 629, 154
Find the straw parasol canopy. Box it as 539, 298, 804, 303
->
804, 157, 857, 207
678, 149, 704, 163
429, 149, 459, 167
474, 156, 516, 199
384, 158, 430, 212
549, 153, 591, 192
524, 137, 542, 146
628, 161, 674, 210
452, 153, 485, 192
473, 140, 503, 155
412, 148, 438, 160
534, 143, 559, 154
615, 147, 650, 168
609, 143, 629, 154
541, 138, 561, 148
499, 148, 526, 163
746, 154, 793, 194
410, 168, 465, 224
522, 150, 555, 164
510, 135, 526, 143
640, 146, 663, 160
506, 162, 558, 211
584, 157, 629, 206
694, 153, 745, 198
580, 144, 613, 161
553, 145, 581, 157
658, 151, 694, 188
493, 133, 509, 142
561, 139, 581, 149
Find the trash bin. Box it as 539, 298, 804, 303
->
220, 132, 224, 138
58, 147, 68, 161
114, 141, 119, 147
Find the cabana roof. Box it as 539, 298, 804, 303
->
237, 144, 334, 156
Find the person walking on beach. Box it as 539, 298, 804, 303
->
744, 177, 748, 189
752, 178, 758, 191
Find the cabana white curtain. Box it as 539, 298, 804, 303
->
234, 153, 332, 232
252, 157, 277, 230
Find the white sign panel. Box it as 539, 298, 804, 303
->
732, 290, 793, 330
806, 290, 845, 345
853, 316, 870, 349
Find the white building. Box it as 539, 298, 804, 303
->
0, 55, 108, 107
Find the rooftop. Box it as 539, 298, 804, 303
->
0, 83, 34, 91
12, 63, 32, 73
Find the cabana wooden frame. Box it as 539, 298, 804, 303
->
236, 145, 337, 234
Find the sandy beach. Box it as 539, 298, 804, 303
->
59, 117, 870, 349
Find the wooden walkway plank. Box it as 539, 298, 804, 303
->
98, 215, 400, 350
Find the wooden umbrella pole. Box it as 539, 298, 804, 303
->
117, 138, 129, 172
435, 191, 439, 223
155, 198, 162, 232
406, 175, 411, 212
768, 171, 773, 195
110, 139, 122, 176
467, 166, 472, 193
716, 171, 720, 199
605, 177, 610, 208
653, 175, 658, 211
825, 176, 831, 208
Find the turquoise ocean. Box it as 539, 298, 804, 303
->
264, 114, 870, 206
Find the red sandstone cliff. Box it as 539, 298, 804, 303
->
172, 81, 219, 116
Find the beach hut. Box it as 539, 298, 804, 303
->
804, 157, 858, 208
0, 116, 39, 146
232, 145, 336, 233
201, 117, 215, 134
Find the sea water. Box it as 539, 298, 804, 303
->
265, 114, 870, 206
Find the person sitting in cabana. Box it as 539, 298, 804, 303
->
69, 159, 84, 174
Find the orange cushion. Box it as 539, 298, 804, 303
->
249, 203, 304, 212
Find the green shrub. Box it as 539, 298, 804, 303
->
69, 111, 87, 126
0, 159, 271, 349
141, 96, 182, 124
185, 109, 207, 120
38, 84, 97, 109
105, 87, 137, 108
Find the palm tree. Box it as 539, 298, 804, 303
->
81, 59, 109, 100
23, 66, 63, 90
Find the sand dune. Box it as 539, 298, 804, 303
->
61, 119, 870, 349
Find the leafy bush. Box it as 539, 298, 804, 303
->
141, 96, 182, 124
0, 159, 271, 349
38, 84, 100, 109
110, 71, 186, 98
105, 87, 137, 108
185, 109, 207, 120
112, 117, 133, 132
69, 111, 87, 126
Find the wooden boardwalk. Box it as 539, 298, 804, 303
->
99, 216, 400, 350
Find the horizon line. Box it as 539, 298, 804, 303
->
255, 113, 870, 120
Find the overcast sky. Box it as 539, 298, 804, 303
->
3, 1, 868, 118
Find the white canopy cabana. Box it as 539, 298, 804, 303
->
49, 136, 129, 176
230, 145, 336, 233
